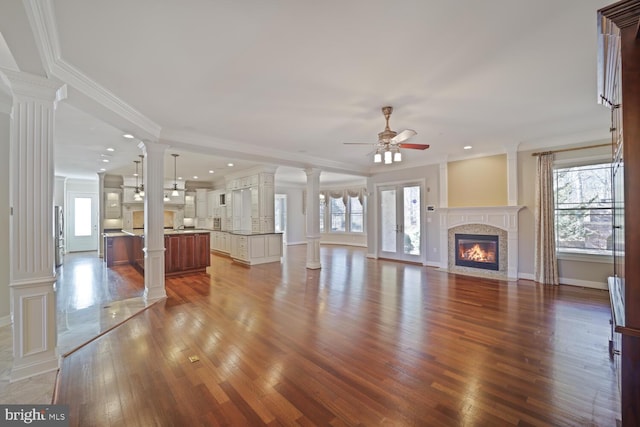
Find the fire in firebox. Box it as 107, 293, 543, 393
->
460, 243, 496, 263
455, 233, 499, 271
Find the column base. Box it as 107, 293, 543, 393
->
143, 247, 167, 302
306, 236, 321, 270
10, 277, 58, 383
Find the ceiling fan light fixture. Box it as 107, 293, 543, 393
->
374, 151, 382, 163
384, 150, 393, 164
393, 149, 402, 162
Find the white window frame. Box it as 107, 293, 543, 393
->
553, 156, 613, 262
320, 192, 365, 234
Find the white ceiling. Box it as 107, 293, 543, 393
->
1, 0, 613, 186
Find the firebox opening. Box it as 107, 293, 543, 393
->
455, 233, 499, 271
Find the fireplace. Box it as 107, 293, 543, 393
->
455, 233, 499, 271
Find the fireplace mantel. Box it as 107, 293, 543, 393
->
439, 206, 523, 279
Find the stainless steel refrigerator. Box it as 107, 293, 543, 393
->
55, 206, 64, 267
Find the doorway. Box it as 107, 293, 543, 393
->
378, 183, 423, 263
275, 194, 287, 245
67, 192, 99, 252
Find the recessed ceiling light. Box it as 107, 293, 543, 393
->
123, 134, 134, 139
193, 176, 198, 179
208, 170, 214, 174
463, 145, 472, 150
106, 147, 115, 152
133, 173, 138, 177
227, 163, 234, 167
102, 159, 110, 163
178, 176, 183, 180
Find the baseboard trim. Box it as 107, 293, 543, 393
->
517, 273, 607, 289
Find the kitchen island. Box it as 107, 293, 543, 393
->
210, 231, 283, 265
104, 229, 210, 276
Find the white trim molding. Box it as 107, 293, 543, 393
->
439, 206, 524, 280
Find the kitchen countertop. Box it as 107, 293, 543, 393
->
103, 229, 283, 238
104, 229, 212, 238
226, 230, 284, 236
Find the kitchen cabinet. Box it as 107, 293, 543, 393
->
229, 232, 282, 265
132, 235, 144, 272
211, 231, 230, 254
207, 190, 216, 218
104, 189, 122, 219
184, 192, 196, 218
104, 231, 210, 276
598, 2, 640, 425
196, 189, 208, 220
226, 169, 276, 234
164, 232, 210, 275
104, 233, 132, 266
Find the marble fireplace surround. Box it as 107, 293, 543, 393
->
439, 206, 523, 280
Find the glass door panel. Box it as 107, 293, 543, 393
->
380, 188, 397, 253
67, 192, 98, 252
378, 183, 422, 262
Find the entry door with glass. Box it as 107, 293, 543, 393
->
378, 183, 422, 262
67, 192, 99, 252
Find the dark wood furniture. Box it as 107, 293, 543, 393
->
104, 234, 133, 267
103, 231, 210, 276
164, 232, 210, 275
598, 2, 640, 425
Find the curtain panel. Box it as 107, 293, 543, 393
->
534, 153, 559, 285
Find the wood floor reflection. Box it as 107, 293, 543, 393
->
55, 246, 619, 426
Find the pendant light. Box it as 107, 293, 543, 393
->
133, 160, 142, 201
171, 154, 180, 197
138, 154, 145, 197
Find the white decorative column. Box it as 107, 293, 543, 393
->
139, 141, 168, 302
439, 161, 448, 208
1, 70, 67, 382
305, 168, 321, 269
506, 148, 518, 206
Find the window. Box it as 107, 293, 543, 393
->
553, 162, 612, 255
329, 196, 346, 232
349, 196, 363, 232
74, 197, 92, 237
319, 190, 365, 233
319, 194, 325, 232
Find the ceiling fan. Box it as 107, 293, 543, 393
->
344, 106, 429, 164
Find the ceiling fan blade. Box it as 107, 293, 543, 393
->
390, 129, 417, 144
398, 143, 430, 150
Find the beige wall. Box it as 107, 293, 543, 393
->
448, 154, 507, 207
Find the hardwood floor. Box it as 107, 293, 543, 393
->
55, 246, 619, 426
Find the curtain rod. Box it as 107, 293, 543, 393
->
531, 143, 611, 157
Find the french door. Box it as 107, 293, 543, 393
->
67, 192, 99, 252
378, 183, 422, 263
